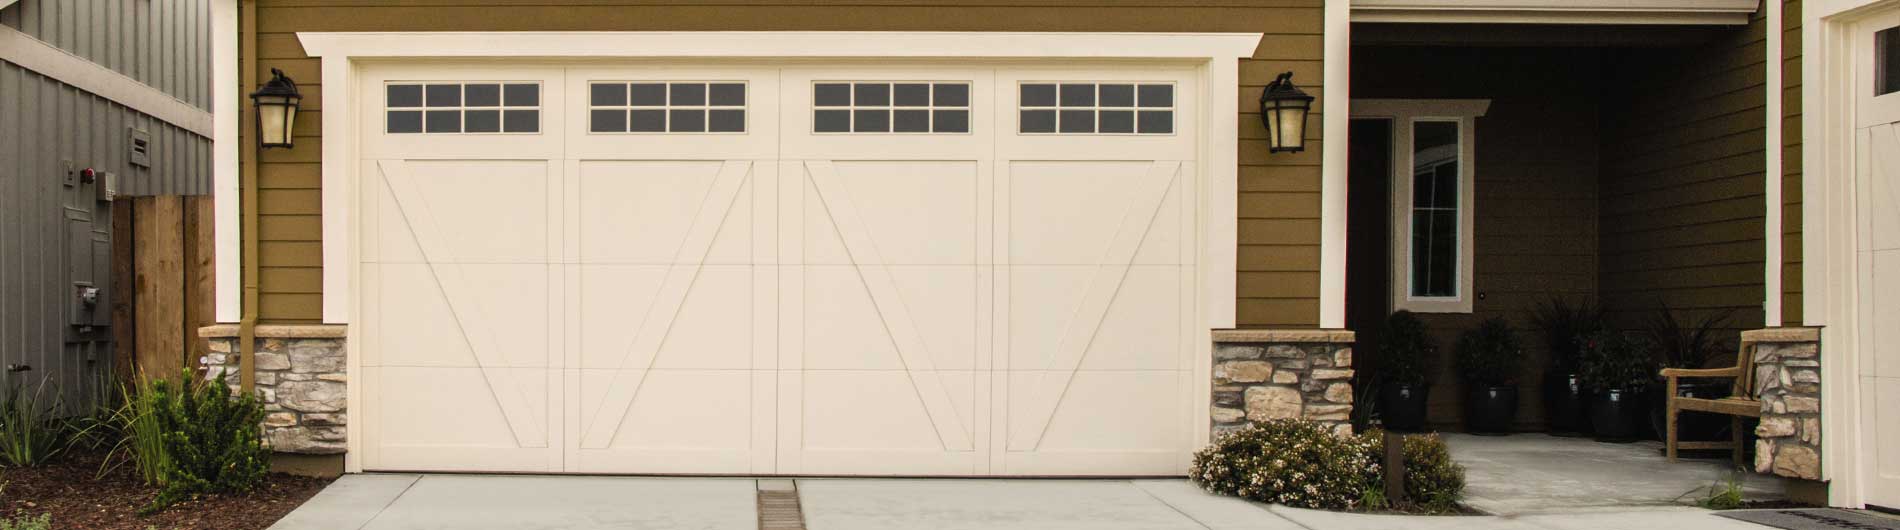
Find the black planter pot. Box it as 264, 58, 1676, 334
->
1464, 385, 1518, 435
1592, 387, 1643, 442
1380, 382, 1430, 432
1648, 380, 1733, 444
1543, 371, 1591, 437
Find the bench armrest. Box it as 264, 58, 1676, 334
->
1659, 367, 1741, 379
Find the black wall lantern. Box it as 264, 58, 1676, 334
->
250, 68, 302, 149
1259, 72, 1314, 153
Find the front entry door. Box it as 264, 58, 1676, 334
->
1854, 7, 1900, 509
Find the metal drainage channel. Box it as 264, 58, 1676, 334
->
757, 480, 806, 530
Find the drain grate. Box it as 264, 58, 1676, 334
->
757, 480, 805, 530
1716, 508, 1900, 530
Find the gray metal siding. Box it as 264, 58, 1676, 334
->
0, 0, 212, 111
1, 58, 212, 407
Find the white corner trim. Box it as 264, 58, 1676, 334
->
1350, 0, 1758, 24
1764, 0, 1783, 327
301, 31, 1260, 327
1319, 0, 1351, 330
1351, 99, 1490, 315
0, 24, 213, 137
213, 0, 239, 323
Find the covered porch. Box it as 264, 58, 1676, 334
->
1338, 9, 1811, 507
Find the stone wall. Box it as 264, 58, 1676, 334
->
198, 325, 348, 455
1211, 330, 1355, 437
1748, 327, 1822, 481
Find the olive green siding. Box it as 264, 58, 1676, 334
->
1598, 4, 1774, 336
1781, 0, 1803, 324
1353, 46, 1604, 431
244, 0, 1328, 326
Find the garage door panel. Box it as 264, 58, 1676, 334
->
803, 161, 977, 266
372, 366, 557, 465
579, 160, 753, 265
802, 266, 975, 371
1006, 266, 1181, 372
1007, 161, 1182, 265
382, 160, 551, 264
1005, 371, 1182, 451
375, 263, 551, 368
579, 265, 754, 371
799, 370, 977, 453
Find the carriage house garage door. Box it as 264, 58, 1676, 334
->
353, 63, 1203, 475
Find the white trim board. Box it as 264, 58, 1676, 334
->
0, 24, 213, 137
213, 0, 238, 322
1350, 0, 1760, 24
1801, 0, 1900, 508
1320, 0, 1350, 329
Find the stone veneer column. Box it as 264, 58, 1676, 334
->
198, 324, 348, 455
1747, 327, 1823, 481
1210, 329, 1356, 437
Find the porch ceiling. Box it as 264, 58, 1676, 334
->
1351, 0, 1760, 25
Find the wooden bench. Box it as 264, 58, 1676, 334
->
1661, 337, 1760, 465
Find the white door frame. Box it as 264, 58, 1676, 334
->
295, 31, 1258, 473
1803, 0, 1900, 508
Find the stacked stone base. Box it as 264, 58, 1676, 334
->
1748, 327, 1823, 481
198, 324, 348, 455
1211, 329, 1355, 437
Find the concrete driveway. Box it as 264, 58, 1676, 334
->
270, 474, 1779, 530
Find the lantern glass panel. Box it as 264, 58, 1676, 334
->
1274, 105, 1305, 150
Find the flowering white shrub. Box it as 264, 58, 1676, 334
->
1189, 419, 1380, 510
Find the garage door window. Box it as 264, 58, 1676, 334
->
1018, 83, 1172, 135
386, 82, 540, 134
588, 82, 747, 134
812, 82, 971, 134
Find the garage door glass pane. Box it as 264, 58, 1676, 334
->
590, 81, 746, 134
1881, 26, 1900, 97
813, 82, 972, 134
386, 82, 540, 135
1020, 82, 1172, 135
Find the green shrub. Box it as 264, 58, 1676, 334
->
1380, 311, 1436, 387
143, 369, 269, 513
1359, 431, 1466, 513
1580, 330, 1661, 393
1646, 302, 1737, 370
0, 511, 50, 530
1190, 419, 1380, 510
0, 379, 70, 468
1454, 317, 1524, 387
99, 376, 169, 485
1528, 296, 1604, 374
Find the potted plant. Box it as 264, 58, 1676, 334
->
1580, 330, 1659, 442
1454, 317, 1523, 435
1528, 296, 1603, 436
1645, 303, 1738, 443
1378, 310, 1436, 432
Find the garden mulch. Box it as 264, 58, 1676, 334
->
0, 450, 332, 529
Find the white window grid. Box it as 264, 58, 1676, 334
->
1017, 81, 1176, 136
811, 81, 973, 134
587, 81, 748, 134
384, 81, 542, 135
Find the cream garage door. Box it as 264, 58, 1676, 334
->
1856, 10, 1900, 509
356, 63, 1199, 475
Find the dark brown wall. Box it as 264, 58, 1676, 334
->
1599, 8, 1770, 340
1351, 46, 1604, 431
245, 0, 1328, 327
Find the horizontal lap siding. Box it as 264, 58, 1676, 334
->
248, 0, 1326, 326
1353, 47, 1603, 431
1599, 5, 1769, 336
1781, 0, 1802, 324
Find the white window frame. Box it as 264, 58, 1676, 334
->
1352, 99, 1488, 313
